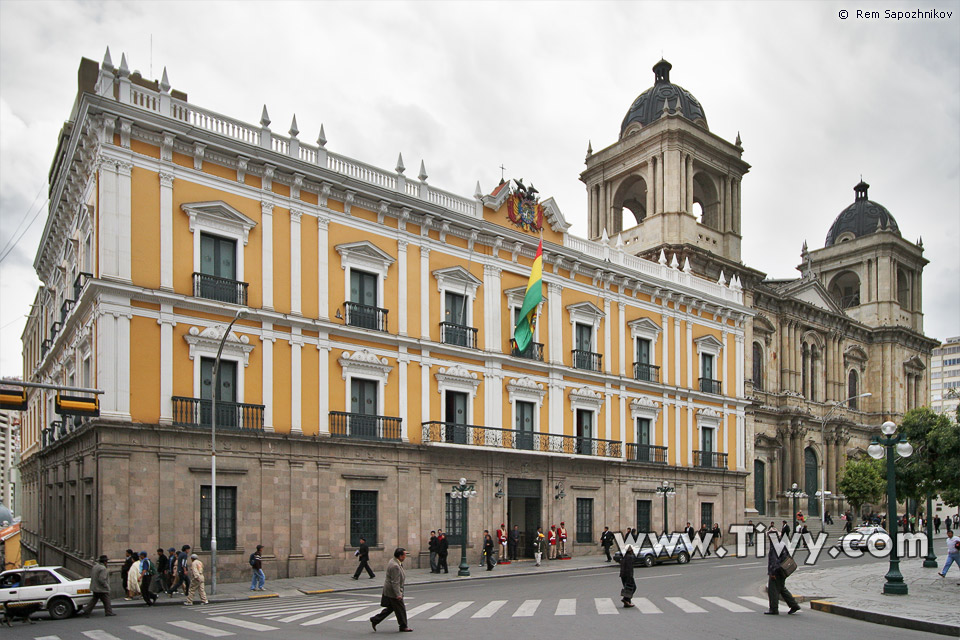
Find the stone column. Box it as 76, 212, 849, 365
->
647, 161, 655, 218
781, 426, 792, 490
825, 433, 836, 493
317, 336, 330, 435
291, 328, 302, 434
398, 240, 409, 336
780, 319, 790, 392
618, 302, 626, 377
793, 424, 805, 487
420, 246, 431, 339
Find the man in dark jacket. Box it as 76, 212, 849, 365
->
249, 544, 265, 590
353, 537, 375, 579
437, 530, 449, 573
428, 531, 439, 573
371, 548, 411, 632
82, 555, 116, 617
600, 526, 614, 561
483, 530, 495, 571
155, 548, 169, 595
509, 525, 520, 560
765, 530, 800, 615
619, 548, 636, 608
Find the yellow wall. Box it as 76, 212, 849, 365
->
301, 346, 319, 435
272, 338, 291, 432
130, 168, 160, 289
273, 207, 292, 314
301, 215, 319, 318
130, 316, 160, 423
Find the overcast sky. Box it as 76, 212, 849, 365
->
1, 0, 958, 377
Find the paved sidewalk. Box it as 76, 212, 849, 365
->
787, 559, 960, 636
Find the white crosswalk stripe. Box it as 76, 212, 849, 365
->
595, 598, 619, 615
301, 605, 372, 626
349, 606, 387, 622
471, 599, 507, 618
555, 598, 576, 615
406, 602, 442, 618
129, 626, 190, 640
430, 601, 474, 619
168, 621, 235, 637
664, 597, 707, 613
512, 599, 541, 617
82, 632, 124, 640
206, 616, 279, 631
35, 636, 62, 640
702, 596, 753, 612
633, 597, 663, 614
739, 596, 770, 607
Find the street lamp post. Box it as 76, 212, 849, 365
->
655, 481, 676, 533
451, 478, 476, 577
923, 490, 938, 568
210, 307, 246, 595
868, 420, 913, 595
554, 482, 566, 558
785, 483, 807, 533
818, 392, 872, 533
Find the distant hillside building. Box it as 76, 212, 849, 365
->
931, 337, 960, 417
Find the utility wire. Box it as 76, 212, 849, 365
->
0, 182, 46, 257
0, 196, 48, 264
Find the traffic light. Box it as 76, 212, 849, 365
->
55, 392, 100, 417
0, 388, 27, 411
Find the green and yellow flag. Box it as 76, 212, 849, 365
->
513, 239, 543, 352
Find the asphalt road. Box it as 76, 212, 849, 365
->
3, 549, 943, 640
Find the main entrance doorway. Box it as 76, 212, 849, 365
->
507, 479, 541, 558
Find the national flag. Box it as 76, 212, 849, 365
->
513, 239, 543, 353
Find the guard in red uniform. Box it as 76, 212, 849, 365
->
496, 525, 508, 563
558, 522, 568, 558
548, 525, 558, 559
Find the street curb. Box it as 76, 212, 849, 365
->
810, 599, 960, 637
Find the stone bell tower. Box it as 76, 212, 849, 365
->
581, 60, 750, 277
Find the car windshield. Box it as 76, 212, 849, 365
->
55, 567, 84, 581
854, 527, 876, 534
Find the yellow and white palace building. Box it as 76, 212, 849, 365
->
19, 50, 755, 580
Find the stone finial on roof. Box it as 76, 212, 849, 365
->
658, 249, 667, 265
616, 233, 624, 250
662, 98, 670, 115
674, 98, 683, 117
918, 236, 923, 248
260, 105, 271, 128
118, 53, 130, 77
159, 67, 170, 93
718, 270, 727, 286
682, 257, 691, 273
670, 253, 679, 269
586, 140, 593, 156
735, 131, 742, 147
418, 160, 428, 182
396, 153, 405, 174
474, 181, 483, 199
289, 114, 299, 137
102, 47, 114, 71
317, 124, 327, 148
801, 240, 808, 253
601, 228, 609, 244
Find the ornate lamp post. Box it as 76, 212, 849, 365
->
923, 488, 938, 568
451, 478, 477, 577
785, 483, 807, 532
554, 482, 567, 558
210, 307, 246, 595
655, 481, 676, 533
819, 392, 871, 533
867, 420, 913, 595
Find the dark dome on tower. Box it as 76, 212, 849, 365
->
620, 60, 708, 138
824, 181, 900, 247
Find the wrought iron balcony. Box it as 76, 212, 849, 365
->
60, 299, 75, 324
699, 377, 722, 395
694, 450, 728, 469
510, 339, 544, 361
633, 362, 660, 383
74, 271, 93, 300
192, 272, 249, 306
626, 443, 668, 464
172, 396, 265, 430
572, 349, 602, 372
41, 339, 53, 358
440, 322, 478, 348
344, 301, 389, 332
50, 321, 62, 340
422, 421, 621, 458
330, 411, 401, 441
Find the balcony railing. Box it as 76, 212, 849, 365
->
171, 396, 265, 430
60, 299, 75, 324
440, 322, 478, 348
694, 450, 728, 469
50, 322, 62, 340
41, 338, 53, 358
633, 362, 660, 383
74, 271, 93, 300
510, 339, 544, 361
626, 443, 668, 464
330, 411, 402, 441
572, 349, 602, 372
344, 301, 389, 332
699, 377, 722, 395
422, 421, 622, 458
193, 272, 249, 306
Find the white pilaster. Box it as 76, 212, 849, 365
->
317, 216, 329, 320
158, 305, 175, 424
483, 264, 502, 350
399, 350, 409, 440
618, 390, 626, 448
548, 283, 563, 364
674, 318, 682, 387
291, 327, 302, 433
159, 171, 174, 290
674, 401, 682, 466
686, 401, 694, 466
489, 369, 503, 429
420, 246, 430, 339
735, 333, 745, 397
97, 305, 132, 419
618, 302, 626, 377
261, 322, 274, 431
317, 335, 330, 435
398, 240, 408, 336
99, 160, 120, 278
686, 319, 693, 389
603, 296, 611, 373
117, 161, 133, 282
261, 202, 274, 310
661, 309, 670, 384
290, 209, 302, 315
549, 378, 563, 435
420, 354, 430, 423
722, 330, 729, 396
736, 413, 745, 471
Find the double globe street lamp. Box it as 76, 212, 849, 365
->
655, 481, 676, 533
867, 420, 913, 595
450, 478, 477, 577
785, 483, 808, 533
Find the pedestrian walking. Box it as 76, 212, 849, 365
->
127, 552, 142, 600
428, 531, 439, 573
121, 549, 136, 600
508, 525, 520, 561
548, 525, 558, 559
164, 548, 177, 595
173, 545, 191, 596
764, 530, 800, 615
437, 530, 449, 574
938, 529, 960, 578
619, 548, 636, 608
698, 524, 710, 556
533, 527, 546, 566
600, 526, 614, 561
483, 530, 495, 571
844, 512, 853, 534
82, 555, 116, 617
138, 551, 158, 606
747, 520, 755, 547
249, 544, 265, 590
934, 516, 941, 535
185, 554, 208, 605
370, 547, 412, 633
711, 523, 722, 555
353, 536, 376, 580
155, 549, 169, 596
781, 520, 791, 537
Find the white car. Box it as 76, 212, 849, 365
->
0, 566, 92, 619
837, 525, 890, 552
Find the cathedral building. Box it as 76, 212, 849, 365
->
584, 59, 938, 519
17, 51, 752, 580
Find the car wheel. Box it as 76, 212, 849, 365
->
48, 597, 74, 620
641, 555, 655, 568
676, 551, 690, 564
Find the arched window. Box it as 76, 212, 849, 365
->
752, 342, 764, 391
897, 268, 911, 310
829, 271, 861, 309
804, 447, 819, 514
848, 370, 859, 409
801, 343, 809, 398
692, 172, 721, 230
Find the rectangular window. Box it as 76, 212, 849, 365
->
576, 409, 593, 455
636, 338, 651, 365
576, 498, 593, 543
199, 233, 238, 303
636, 500, 652, 533
516, 400, 535, 450
350, 490, 378, 547
200, 485, 237, 551
443, 292, 470, 346
350, 378, 379, 438
350, 269, 378, 307
637, 417, 651, 447
445, 493, 464, 545
200, 357, 238, 428
700, 502, 714, 529
701, 427, 715, 453
444, 391, 468, 444
701, 353, 714, 380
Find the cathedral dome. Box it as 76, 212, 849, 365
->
620, 60, 708, 138
824, 181, 900, 247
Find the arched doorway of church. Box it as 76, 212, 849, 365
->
754, 460, 766, 515
804, 447, 819, 516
